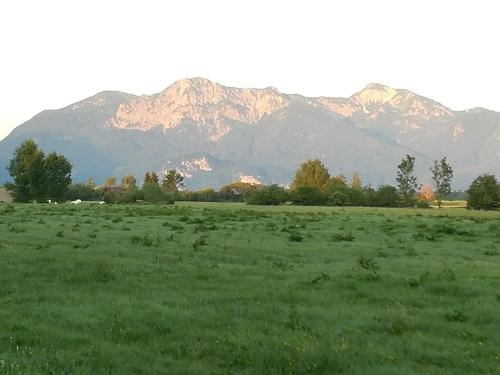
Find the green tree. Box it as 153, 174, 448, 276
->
290, 159, 330, 190
7, 139, 46, 202
466, 174, 499, 210
162, 170, 184, 192
43, 152, 72, 202
396, 154, 419, 206
430, 157, 454, 208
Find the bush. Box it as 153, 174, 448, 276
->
373, 185, 400, 207
246, 185, 288, 205
118, 188, 143, 203
219, 182, 258, 201
141, 184, 175, 204
326, 190, 349, 206
102, 190, 119, 204
416, 200, 431, 209
291, 186, 326, 206
467, 174, 499, 210
325, 185, 367, 206
180, 189, 219, 202
67, 184, 102, 201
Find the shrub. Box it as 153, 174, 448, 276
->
416, 199, 431, 208
118, 188, 143, 203
67, 184, 102, 201
246, 185, 288, 205
141, 184, 175, 204
373, 185, 400, 207
291, 186, 326, 206
102, 190, 119, 204
327, 190, 349, 206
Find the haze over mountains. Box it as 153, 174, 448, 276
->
1, 77, 499, 189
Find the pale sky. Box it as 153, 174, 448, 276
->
1, 0, 499, 141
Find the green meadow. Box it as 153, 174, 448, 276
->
0, 202, 499, 374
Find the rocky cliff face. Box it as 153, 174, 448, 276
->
1, 78, 499, 189
109, 78, 289, 140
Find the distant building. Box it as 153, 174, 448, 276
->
0, 186, 13, 203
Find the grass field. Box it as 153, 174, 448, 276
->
0, 202, 499, 374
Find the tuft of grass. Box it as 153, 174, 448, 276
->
445, 310, 467, 323
192, 237, 208, 250
288, 233, 303, 242
130, 234, 157, 247
332, 232, 354, 242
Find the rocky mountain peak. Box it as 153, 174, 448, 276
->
347, 83, 453, 119
109, 78, 289, 140
351, 83, 400, 106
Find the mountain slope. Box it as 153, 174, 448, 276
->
1, 78, 499, 189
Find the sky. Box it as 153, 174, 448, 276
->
1, 0, 499, 141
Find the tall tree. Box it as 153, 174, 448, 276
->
162, 170, 184, 192
43, 152, 72, 202
335, 174, 347, 185
351, 172, 362, 190
151, 172, 160, 186
7, 139, 46, 202
86, 177, 96, 188
105, 176, 116, 188
120, 175, 137, 191
396, 154, 419, 206
290, 159, 330, 190
430, 157, 453, 208
144, 171, 159, 186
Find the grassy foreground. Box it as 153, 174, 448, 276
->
0, 202, 499, 374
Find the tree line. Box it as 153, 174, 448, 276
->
244, 156, 454, 208
4, 140, 500, 210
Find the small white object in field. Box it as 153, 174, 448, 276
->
99, 201, 106, 205
54, 202, 58, 205
47, 199, 52, 204
71, 199, 82, 205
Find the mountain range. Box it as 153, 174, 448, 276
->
1, 77, 499, 189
